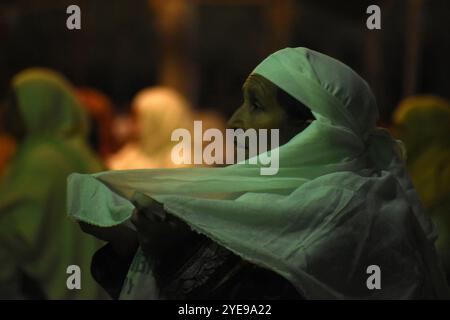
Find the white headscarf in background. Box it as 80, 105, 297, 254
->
69, 48, 449, 299
108, 87, 192, 169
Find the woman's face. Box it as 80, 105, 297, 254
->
227, 74, 310, 146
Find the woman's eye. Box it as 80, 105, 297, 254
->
252, 99, 264, 111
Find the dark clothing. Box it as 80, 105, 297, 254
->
92, 234, 302, 300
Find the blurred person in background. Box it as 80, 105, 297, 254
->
76, 87, 118, 161
392, 95, 450, 283
107, 86, 193, 170
0, 68, 107, 299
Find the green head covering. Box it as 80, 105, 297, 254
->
393, 95, 450, 161
254, 47, 377, 136
12, 68, 88, 139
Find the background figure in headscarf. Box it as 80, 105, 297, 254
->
107, 87, 193, 170
392, 95, 450, 283
0, 68, 107, 299
76, 87, 119, 161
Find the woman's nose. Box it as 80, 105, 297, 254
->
227, 106, 246, 129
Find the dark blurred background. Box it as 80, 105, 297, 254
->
0, 0, 449, 121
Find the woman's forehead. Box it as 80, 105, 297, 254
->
243, 74, 275, 95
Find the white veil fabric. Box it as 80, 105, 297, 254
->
68, 48, 449, 299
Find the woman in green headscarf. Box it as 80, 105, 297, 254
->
392, 96, 450, 283
0, 68, 106, 299
69, 48, 449, 299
